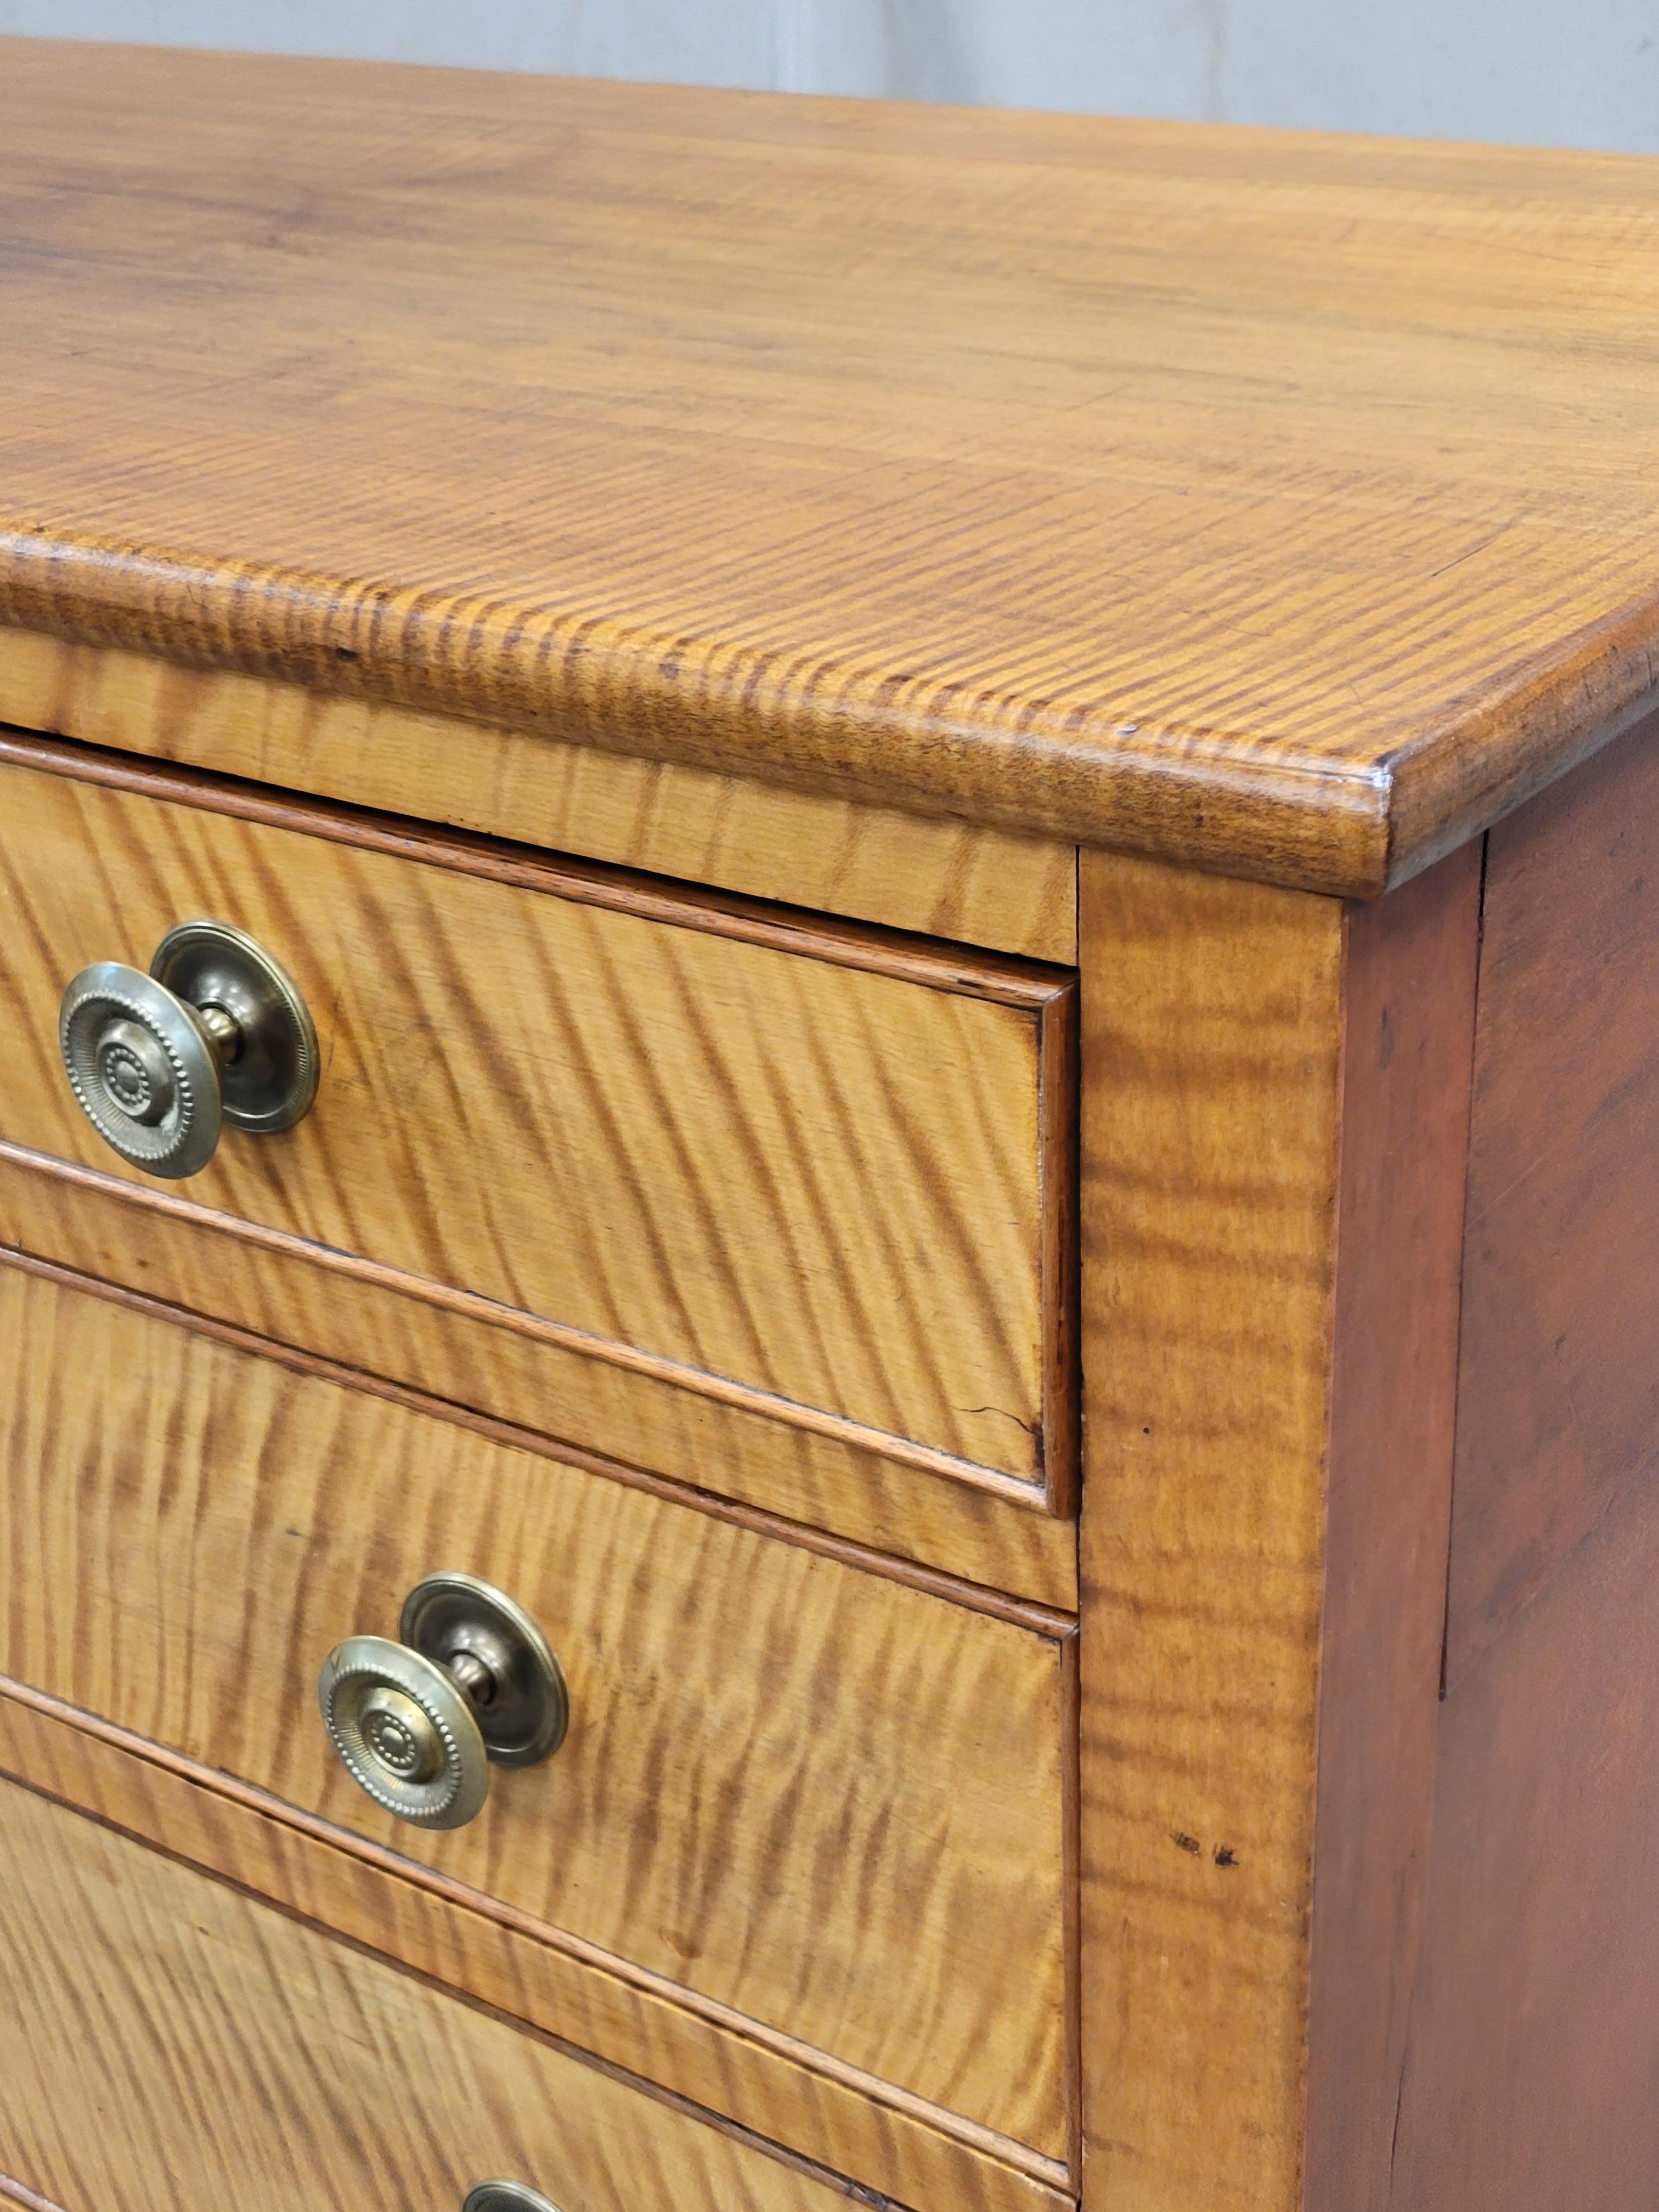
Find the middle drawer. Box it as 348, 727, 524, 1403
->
0, 1257, 1072, 2164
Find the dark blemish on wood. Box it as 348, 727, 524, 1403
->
1173, 1831, 1201, 1855
956, 1403, 1040, 1438
335, 644, 358, 661
1214, 1844, 1239, 1868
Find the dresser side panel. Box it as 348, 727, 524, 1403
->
1447, 702, 1659, 1686
1302, 844, 1481, 2211
1390, 1454, 1659, 2209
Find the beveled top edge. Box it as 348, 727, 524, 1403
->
10, 40, 1659, 896
5, 533, 1657, 900
0, 532, 1389, 894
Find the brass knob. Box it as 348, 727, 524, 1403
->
464, 2187, 565, 2212
60, 919, 318, 1179
318, 1573, 568, 1832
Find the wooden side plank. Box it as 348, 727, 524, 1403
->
1076, 848, 1481, 2211
0, 1776, 877, 2212
1302, 845, 1482, 2211
0, 1259, 1072, 2159
0, 738, 1072, 1495
0, 1678, 1069, 2212
1446, 703, 1659, 1686
1389, 1451, 1659, 2210
0, 630, 1079, 963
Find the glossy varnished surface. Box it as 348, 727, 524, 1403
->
0, 632, 1079, 964
0, 1778, 877, 2212
6, 40, 1659, 893
0, 740, 1076, 1506
0, 1678, 1069, 2212
1075, 847, 1482, 2210
0, 1260, 1073, 2162
0, 1147, 1079, 1607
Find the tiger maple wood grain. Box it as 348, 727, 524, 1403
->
1077, 859, 1346, 2209
0, 2174, 62, 2212
0, 1146, 1080, 1609
1075, 849, 1481, 2210
0, 1778, 874, 2212
0, 631, 1080, 964
0, 1262, 1072, 2159
0, 746, 1074, 1496
5, 40, 1659, 894
0, 1679, 1069, 2212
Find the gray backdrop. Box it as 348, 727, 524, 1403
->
2, 1, 1656, 153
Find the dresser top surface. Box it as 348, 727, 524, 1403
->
5, 37, 1659, 895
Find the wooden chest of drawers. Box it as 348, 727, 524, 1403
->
4, 37, 1659, 2212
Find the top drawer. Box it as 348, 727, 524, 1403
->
0, 738, 1076, 1568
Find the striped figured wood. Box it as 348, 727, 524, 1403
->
0, 1678, 1069, 2212
9, 44, 1659, 894
1075, 850, 1480, 2210
0, 738, 1076, 1509
0, 1259, 1073, 2162
0, 1776, 872, 2212
1077, 862, 1346, 2211
0, 1146, 1077, 1609
0, 630, 1077, 963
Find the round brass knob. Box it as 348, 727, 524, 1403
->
318, 1573, 568, 1831
59, 918, 318, 1179
319, 1634, 490, 1830
463, 2186, 565, 2212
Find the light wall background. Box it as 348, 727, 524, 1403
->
2, 1, 1656, 153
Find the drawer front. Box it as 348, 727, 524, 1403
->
0, 743, 1074, 1503
0, 1776, 864, 2212
0, 1261, 1072, 2160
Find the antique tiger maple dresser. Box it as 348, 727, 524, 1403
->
2, 36, 1657, 2212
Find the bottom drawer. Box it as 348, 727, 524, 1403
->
0, 1776, 857, 2212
